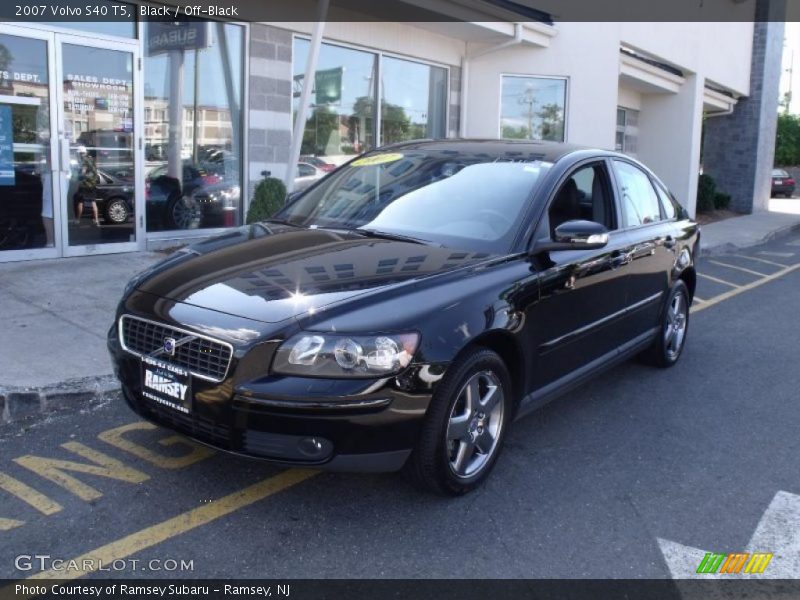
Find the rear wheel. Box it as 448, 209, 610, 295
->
104, 198, 129, 224
404, 348, 513, 495
166, 194, 200, 230
640, 279, 690, 368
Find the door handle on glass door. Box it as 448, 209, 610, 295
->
60, 138, 71, 173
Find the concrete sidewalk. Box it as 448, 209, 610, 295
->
700, 207, 800, 256
2, 207, 800, 421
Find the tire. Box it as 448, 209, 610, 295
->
403, 348, 514, 496
640, 279, 690, 368
165, 194, 200, 230
104, 198, 129, 224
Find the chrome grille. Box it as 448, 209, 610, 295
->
119, 315, 233, 382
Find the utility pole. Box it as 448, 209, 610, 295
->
518, 86, 537, 139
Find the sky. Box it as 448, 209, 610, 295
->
781, 22, 800, 114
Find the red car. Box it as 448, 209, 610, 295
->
771, 169, 796, 198
300, 155, 336, 172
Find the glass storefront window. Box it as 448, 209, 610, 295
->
143, 20, 244, 233
293, 39, 377, 164
0, 33, 53, 251
292, 39, 449, 165
500, 75, 567, 142
380, 56, 447, 145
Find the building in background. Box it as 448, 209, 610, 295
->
0, 0, 784, 262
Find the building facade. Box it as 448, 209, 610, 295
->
0, 0, 782, 262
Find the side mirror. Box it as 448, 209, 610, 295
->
534, 220, 609, 253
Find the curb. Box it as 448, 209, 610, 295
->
0, 374, 119, 426
699, 220, 800, 257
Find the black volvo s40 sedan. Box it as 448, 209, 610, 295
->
108, 140, 699, 495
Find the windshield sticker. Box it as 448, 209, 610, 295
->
351, 153, 404, 167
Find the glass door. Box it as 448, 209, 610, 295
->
55, 33, 142, 256
0, 25, 60, 261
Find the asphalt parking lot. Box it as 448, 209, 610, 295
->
1, 231, 799, 582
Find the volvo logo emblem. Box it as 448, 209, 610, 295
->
163, 337, 177, 356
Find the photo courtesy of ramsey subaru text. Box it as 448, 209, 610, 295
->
108, 140, 699, 495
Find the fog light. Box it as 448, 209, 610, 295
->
297, 437, 325, 457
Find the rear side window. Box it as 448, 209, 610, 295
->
612, 160, 662, 227
653, 180, 677, 220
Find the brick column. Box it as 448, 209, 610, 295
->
702, 0, 786, 213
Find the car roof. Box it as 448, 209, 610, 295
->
378, 138, 599, 163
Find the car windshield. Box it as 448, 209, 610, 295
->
276, 148, 551, 253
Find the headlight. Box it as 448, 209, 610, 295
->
273, 332, 420, 378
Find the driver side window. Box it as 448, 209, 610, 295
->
549, 163, 616, 236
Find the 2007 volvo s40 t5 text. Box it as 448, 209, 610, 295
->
108, 140, 699, 495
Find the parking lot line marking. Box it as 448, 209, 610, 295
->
0, 517, 25, 531
693, 296, 707, 303
14, 442, 150, 502
693, 263, 800, 313
784, 240, 800, 247
734, 255, 787, 268
763, 249, 797, 255
707, 260, 769, 277
697, 272, 741, 288
22, 468, 317, 581
0, 472, 63, 516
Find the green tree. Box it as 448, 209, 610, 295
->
538, 103, 564, 141
501, 124, 529, 139
775, 113, 800, 166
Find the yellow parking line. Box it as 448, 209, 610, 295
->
734, 254, 787, 268
693, 263, 800, 313
707, 260, 768, 277
697, 272, 741, 288
20, 469, 317, 582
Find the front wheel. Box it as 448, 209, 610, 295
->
404, 348, 513, 496
640, 279, 690, 368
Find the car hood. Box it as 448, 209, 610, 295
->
134, 224, 492, 323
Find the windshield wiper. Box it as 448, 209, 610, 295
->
262, 218, 304, 228
356, 228, 439, 246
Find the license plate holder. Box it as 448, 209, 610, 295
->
141, 356, 192, 414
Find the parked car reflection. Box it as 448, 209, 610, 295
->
145, 162, 240, 231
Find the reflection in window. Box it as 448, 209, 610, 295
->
500, 75, 567, 142
143, 21, 244, 233
380, 56, 447, 145
293, 39, 377, 161
292, 39, 449, 164
613, 160, 662, 227
0, 34, 53, 251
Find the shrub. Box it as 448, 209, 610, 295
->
246, 177, 287, 224
696, 173, 717, 212
714, 191, 731, 210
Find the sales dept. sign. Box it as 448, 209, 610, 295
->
147, 21, 211, 56
0, 105, 14, 187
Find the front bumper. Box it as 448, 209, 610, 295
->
108, 317, 438, 472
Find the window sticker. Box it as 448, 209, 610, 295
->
351, 153, 404, 167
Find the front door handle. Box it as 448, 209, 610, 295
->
664, 236, 677, 250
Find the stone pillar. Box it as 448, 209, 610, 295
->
247, 24, 293, 210
702, 0, 786, 213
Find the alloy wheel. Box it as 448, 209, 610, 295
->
664, 292, 687, 360
446, 370, 505, 479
